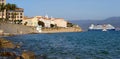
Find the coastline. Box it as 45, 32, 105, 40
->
0, 23, 82, 58
0, 28, 82, 37
0, 23, 82, 37
41, 27, 82, 33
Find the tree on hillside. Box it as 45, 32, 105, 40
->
38, 21, 45, 27
67, 22, 73, 27
0, 3, 6, 21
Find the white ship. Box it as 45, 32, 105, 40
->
88, 24, 115, 31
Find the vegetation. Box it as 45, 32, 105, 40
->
0, 3, 17, 21
14, 20, 22, 24
67, 22, 79, 28
67, 22, 73, 27
38, 21, 45, 27
11, 12, 18, 21
24, 22, 28, 25
50, 24, 57, 28
0, 3, 6, 21
5, 3, 17, 21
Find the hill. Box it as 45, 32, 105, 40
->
69, 17, 120, 31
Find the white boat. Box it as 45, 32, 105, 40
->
88, 24, 115, 31
102, 29, 107, 31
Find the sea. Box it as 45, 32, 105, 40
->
4, 31, 120, 59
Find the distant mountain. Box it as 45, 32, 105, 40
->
105, 17, 120, 21
102, 17, 120, 28
69, 17, 120, 31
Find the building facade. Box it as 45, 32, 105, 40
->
22, 16, 52, 27
22, 16, 67, 28
0, 0, 6, 19
8, 8, 24, 21
22, 16, 38, 26
0, 0, 24, 21
53, 18, 67, 27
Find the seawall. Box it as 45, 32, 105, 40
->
0, 23, 82, 36
41, 27, 82, 33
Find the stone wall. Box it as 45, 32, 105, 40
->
0, 23, 36, 35
41, 27, 82, 33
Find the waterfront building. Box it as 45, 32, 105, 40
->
0, 0, 6, 19
0, 0, 24, 21
22, 16, 67, 28
22, 16, 53, 27
22, 16, 38, 26
8, 8, 24, 21
53, 18, 67, 27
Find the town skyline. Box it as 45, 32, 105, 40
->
7, 0, 120, 20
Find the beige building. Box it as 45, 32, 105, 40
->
0, 0, 6, 19
22, 16, 67, 28
22, 16, 53, 27
8, 8, 24, 21
53, 18, 67, 27
22, 16, 39, 26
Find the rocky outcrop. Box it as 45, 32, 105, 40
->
22, 51, 35, 59
0, 38, 16, 48
0, 38, 36, 59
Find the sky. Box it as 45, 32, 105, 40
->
7, 0, 120, 20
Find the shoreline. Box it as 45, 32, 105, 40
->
0, 30, 82, 37
0, 23, 82, 37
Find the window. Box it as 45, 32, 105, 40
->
9, 16, 10, 18
20, 16, 22, 18
9, 13, 10, 15
20, 13, 22, 15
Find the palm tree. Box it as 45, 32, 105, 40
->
10, 4, 17, 22
5, 3, 11, 21
5, 3, 17, 21
0, 3, 6, 21
11, 12, 18, 21
11, 4, 17, 11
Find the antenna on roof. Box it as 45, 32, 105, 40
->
45, 14, 49, 19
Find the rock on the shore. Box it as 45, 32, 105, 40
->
21, 51, 35, 59
0, 38, 16, 48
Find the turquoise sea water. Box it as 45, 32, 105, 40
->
5, 31, 120, 59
